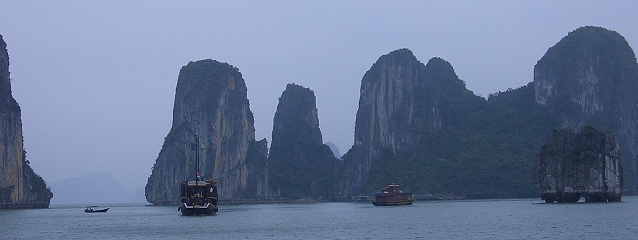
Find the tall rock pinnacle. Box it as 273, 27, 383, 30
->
146, 59, 270, 204
0, 34, 53, 208
268, 83, 339, 199
340, 49, 482, 197
534, 26, 638, 191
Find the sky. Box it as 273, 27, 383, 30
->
1, 1, 637, 194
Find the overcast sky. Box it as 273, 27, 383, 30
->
1, 1, 637, 193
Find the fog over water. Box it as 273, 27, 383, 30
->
1, 1, 637, 199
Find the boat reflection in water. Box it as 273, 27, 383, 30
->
372, 183, 415, 206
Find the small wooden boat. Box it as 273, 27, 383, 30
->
372, 183, 415, 206
84, 206, 109, 213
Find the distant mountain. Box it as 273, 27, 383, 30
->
50, 171, 138, 204
133, 186, 147, 203
325, 141, 341, 158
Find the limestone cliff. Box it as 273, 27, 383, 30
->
146, 59, 271, 204
268, 83, 339, 199
0, 34, 52, 208
534, 26, 638, 191
339, 27, 638, 199
340, 49, 484, 197
534, 126, 622, 202
341, 49, 427, 197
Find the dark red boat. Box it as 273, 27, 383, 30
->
372, 183, 415, 206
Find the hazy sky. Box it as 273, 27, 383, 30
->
1, 1, 637, 192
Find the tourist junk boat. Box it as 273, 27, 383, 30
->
84, 206, 109, 213
372, 183, 416, 206
178, 135, 218, 216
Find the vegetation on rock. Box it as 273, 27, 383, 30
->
0, 34, 52, 208
342, 26, 638, 198
269, 84, 340, 199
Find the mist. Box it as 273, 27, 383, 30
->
1, 1, 636, 202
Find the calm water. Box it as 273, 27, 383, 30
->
1, 196, 637, 239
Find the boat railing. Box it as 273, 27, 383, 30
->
187, 181, 208, 186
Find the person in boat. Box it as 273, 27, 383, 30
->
211, 182, 218, 206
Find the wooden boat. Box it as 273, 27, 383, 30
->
179, 179, 218, 216
178, 134, 218, 216
372, 183, 415, 206
84, 206, 109, 213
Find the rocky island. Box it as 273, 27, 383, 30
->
533, 26, 638, 192
147, 26, 638, 202
0, 34, 53, 208
145, 59, 272, 205
337, 26, 638, 199
268, 83, 340, 199
534, 126, 622, 203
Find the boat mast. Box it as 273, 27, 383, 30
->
195, 134, 200, 181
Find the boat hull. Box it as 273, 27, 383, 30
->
84, 207, 109, 213
179, 179, 219, 216
372, 183, 415, 206
179, 204, 217, 216
372, 199, 415, 206
84, 209, 109, 213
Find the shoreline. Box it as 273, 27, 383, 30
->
0, 202, 50, 209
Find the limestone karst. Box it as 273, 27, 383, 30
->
268, 83, 340, 199
145, 59, 271, 204
0, 34, 52, 208
534, 126, 622, 203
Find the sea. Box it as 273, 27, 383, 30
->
1, 196, 637, 239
